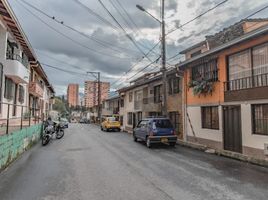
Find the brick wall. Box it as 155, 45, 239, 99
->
0, 124, 42, 171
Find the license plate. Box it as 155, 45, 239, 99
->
161, 138, 168, 143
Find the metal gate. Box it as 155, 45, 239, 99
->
223, 105, 242, 153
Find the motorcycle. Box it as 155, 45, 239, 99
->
42, 120, 65, 146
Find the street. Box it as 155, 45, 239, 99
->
0, 124, 268, 200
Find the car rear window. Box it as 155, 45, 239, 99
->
153, 119, 173, 128
107, 117, 116, 122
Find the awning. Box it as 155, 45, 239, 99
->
6, 75, 27, 84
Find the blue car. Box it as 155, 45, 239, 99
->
133, 117, 177, 148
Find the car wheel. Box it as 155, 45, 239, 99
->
101, 126, 103, 131
146, 137, 151, 148
169, 142, 176, 147
133, 132, 137, 142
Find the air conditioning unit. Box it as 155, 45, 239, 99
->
264, 143, 268, 156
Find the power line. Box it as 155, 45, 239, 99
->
126, 56, 161, 82
166, 3, 268, 64
166, 0, 229, 36
41, 63, 87, 76
37, 50, 86, 71
16, 0, 131, 60
71, 0, 118, 30
110, 41, 161, 87
19, 0, 140, 57
113, 0, 159, 55
97, 0, 158, 64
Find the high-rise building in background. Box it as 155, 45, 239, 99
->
67, 84, 79, 107
84, 81, 110, 108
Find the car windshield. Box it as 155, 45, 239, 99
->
107, 117, 116, 122
153, 119, 173, 129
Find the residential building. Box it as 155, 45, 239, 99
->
178, 19, 268, 159
102, 95, 120, 118
84, 81, 110, 108
67, 83, 79, 107
0, 0, 54, 122
118, 69, 183, 138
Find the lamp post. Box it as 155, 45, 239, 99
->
136, 0, 168, 117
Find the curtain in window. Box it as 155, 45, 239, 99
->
253, 43, 268, 75
228, 49, 251, 81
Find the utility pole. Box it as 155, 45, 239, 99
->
136, 0, 168, 116
161, 0, 168, 117
97, 72, 101, 123
87, 71, 101, 124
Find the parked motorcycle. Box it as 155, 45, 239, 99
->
42, 119, 65, 146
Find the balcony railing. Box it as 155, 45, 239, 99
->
6, 53, 29, 68
134, 100, 142, 110
29, 81, 44, 97
224, 73, 268, 91
142, 96, 162, 104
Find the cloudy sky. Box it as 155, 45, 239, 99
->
8, 0, 268, 95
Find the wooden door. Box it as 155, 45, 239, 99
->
223, 106, 242, 153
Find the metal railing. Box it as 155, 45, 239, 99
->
134, 100, 142, 110
6, 52, 29, 68
0, 102, 48, 135
224, 73, 268, 91
143, 96, 162, 104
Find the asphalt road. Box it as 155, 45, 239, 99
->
0, 124, 268, 200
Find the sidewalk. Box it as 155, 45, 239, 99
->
177, 139, 268, 168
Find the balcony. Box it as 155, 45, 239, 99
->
5, 54, 29, 84
224, 73, 268, 102
142, 97, 162, 112
6, 53, 29, 68
29, 82, 44, 97
134, 100, 142, 110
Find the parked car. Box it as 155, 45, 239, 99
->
101, 117, 121, 132
133, 117, 177, 148
61, 118, 69, 128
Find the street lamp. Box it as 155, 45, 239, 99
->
136, 1, 168, 117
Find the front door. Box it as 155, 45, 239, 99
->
223, 106, 242, 153
132, 113, 136, 129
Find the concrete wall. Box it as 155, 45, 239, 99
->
0, 123, 42, 171
186, 102, 268, 158
186, 105, 223, 143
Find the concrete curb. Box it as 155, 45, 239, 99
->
176, 139, 268, 168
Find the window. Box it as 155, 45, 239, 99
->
252, 104, 268, 135
120, 99, 124, 107
192, 59, 218, 82
169, 112, 180, 134
129, 92, 133, 102
227, 43, 268, 90
228, 49, 251, 81
4, 77, 15, 100
137, 120, 148, 128
153, 119, 173, 129
154, 85, 161, 103
168, 77, 180, 95
18, 85, 25, 103
252, 43, 268, 76
201, 106, 219, 129
127, 112, 133, 125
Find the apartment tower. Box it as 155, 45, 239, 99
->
67, 84, 79, 107
84, 81, 110, 108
